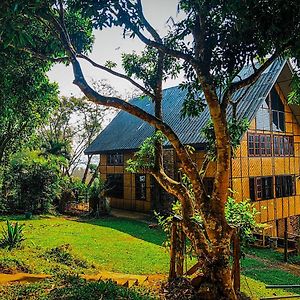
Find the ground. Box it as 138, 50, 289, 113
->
0, 215, 300, 299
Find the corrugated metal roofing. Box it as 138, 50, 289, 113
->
85, 59, 286, 155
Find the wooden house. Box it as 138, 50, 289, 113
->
85, 59, 300, 237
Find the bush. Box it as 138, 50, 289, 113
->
0, 220, 25, 250
0, 275, 156, 300
88, 178, 110, 216
8, 150, 64, 214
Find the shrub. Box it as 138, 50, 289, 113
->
88, 178, 110, 216
9, 150, 64, 214
1, 220, 25, 250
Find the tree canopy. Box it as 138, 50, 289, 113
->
0, 46, 58, 163
1, 1, 300, 298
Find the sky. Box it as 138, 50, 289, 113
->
47, 0, 182, 97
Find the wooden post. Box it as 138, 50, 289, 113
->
296, 236, 300, 255
233, 230, 241, 293
284, 217, 288, 262
169, 221, 177, 280
176, 224, 184, 276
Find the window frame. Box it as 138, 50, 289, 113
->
275, 175, 296, 198
249, 176, 273, 201
248, 133, 272, 157
106, 173, 124, 199
135, 174, 147, 200
273, 135, 294, 157
107, 153, 124, 166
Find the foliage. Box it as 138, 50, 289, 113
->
8, 150, 64, 214
0, 275, 156, 300
201, 118, 250, 160
122, 46, 180, 92
0, 220, 25, 250
225, 197, 259, 245
126, 131, 166, 173
88, 178, 111, 216
0, 46, 59, 163
37, 81, 116, 180
288, 74, 300, 104
157, 196, 258, 250
162, 277, 198, 300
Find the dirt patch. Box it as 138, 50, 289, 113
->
0, 258, 29, 274
0, 273, 50, 285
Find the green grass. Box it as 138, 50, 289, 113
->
0, 215, 169, 275
1, 215, 300, 299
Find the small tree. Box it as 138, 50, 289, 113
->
38, 81, 117, 182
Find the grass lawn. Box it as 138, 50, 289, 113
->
1, 215, 300, 299
0, 215, 169, 275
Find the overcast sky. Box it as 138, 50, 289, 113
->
47, 0, 182, 97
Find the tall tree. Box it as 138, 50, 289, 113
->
1, 1, 300, 298
39, 80, 116, 181
0, 46, 58, 163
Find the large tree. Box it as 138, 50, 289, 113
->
38, 81, 115, 181
1, 1, 300, 298
0, 46, 58, 163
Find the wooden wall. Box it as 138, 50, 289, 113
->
99, 153, 151, 212
230, 84, 300, 236
98, 83, 300, 231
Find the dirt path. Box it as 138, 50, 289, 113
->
0, 271, 166, 289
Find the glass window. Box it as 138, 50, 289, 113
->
135, 174, 146, 200
248, 134, 272, 157
248, 134, 254, 156
273, 135, 294, 156
275, 175, 295, 198
203, 178, 214, 196
106, 174, 124, 198
249, 176, 273, 201
107, 153, 124, 166
271, 88, 285, 132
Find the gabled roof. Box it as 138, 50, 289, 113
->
85, 59, 287, 155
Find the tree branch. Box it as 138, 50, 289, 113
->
77, 54, 154, 97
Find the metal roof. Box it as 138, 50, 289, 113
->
85, 59, 287, 155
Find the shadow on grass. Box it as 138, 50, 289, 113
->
77, 216, 166, 247
242, 263, 300, 296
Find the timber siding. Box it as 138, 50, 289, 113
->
86, 59, 300, 237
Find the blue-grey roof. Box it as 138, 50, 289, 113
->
85, 59, 286, 154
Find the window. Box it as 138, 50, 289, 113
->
271, 88, 285, 132
135, 174, 146, 200
249, 177, 273, 201
107, 153, 124, 166
248, 134, 272, 157
106, 174, 124, 198
275, 175, 295, 198
248, 135, 254, 156
273, 135, 294, 156
248, 133, 293, 157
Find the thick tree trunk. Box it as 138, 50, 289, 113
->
201, 256, 237, 300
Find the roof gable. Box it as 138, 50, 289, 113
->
85, 59, 287, 155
